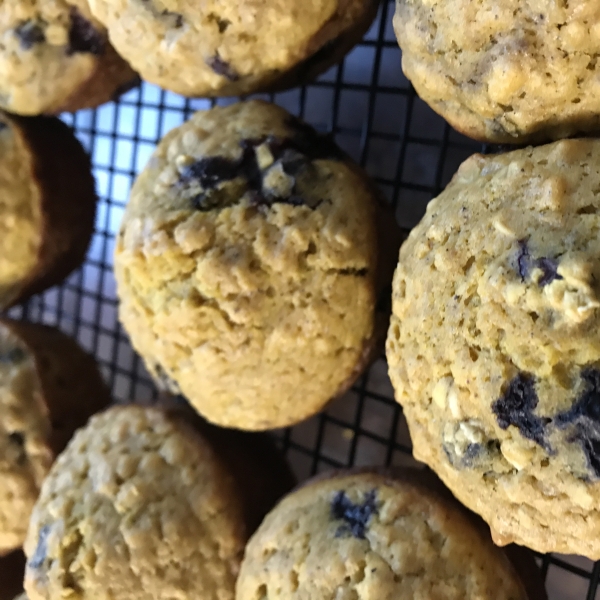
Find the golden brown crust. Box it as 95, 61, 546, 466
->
298, 467, 547, 600
0, 319, 112, 457
155, 397, 296, 533
0, 550, 25, 600
262, 0, 380, 95
2, 114, 97, 309
56, 44, 139, 114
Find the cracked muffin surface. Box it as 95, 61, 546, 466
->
114, 100, 382, 431
86, 0, 378, 97
394, 0, 600, 143
386, 139, 600, 558
236, 470, 533, 600
24, 405, 247, 600
0, 0, 136, 115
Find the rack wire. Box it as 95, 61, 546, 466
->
7, 1, 596, 598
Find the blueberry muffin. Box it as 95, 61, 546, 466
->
0, 0, 137, 116
237, 469, 547, 600
86, 0, 379, 97
394, 0, 600, 143
0, 112, 97, 310
0, 318, 111, 556
387, 138, 600, 558
114, 100, 400, 431
0, 551, 25, 600
23, 404, 294, 600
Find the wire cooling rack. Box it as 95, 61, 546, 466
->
6, 1, 598, 598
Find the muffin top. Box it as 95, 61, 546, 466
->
115, 100, 379, 430
237, 470, 532, 600
0, 0, 119, 114
394, 0, 600, 142
387, 138, 600, 557
24, 405, 247, 600
87, 0, 376, 96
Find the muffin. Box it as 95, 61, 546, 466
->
114, 100, 400, 431
394, 0, 600, 143
0, 551, 25, 600
0, 0, 137, 116
86, 0, 379, 97
24, 404, 294, 600
0, 112, 97, 309
237, 469, 547, 600
387, 138, 600, 558
0, 318, 111, 556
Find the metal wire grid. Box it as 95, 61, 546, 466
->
5, 0, 597, 598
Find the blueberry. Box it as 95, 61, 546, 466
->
28, 525, 51, 569
67, 8, 104, 55
556, 368, 600, 478
14, 21, 45, 50
178, 121, 343, 211
278, 148, 311, 177
179, 156, 242, 191
331, 489, 378, 539
492, 373, 550, 449
516, 240, 562, 287
206, 54, 239, 81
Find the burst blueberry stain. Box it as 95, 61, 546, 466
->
29, 525, 51, 569
67, 8, 104, 55
206, 54, 239, 81
516, 239, 562, 287
492, 372, 550, 449
14, 21, 45, 50
331, 489, 378, 539
556, 368, 600, 478
178, 124, 343, 211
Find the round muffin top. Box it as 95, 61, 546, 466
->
0, 323, 53, 555
394, 0, 600, 142
237, 470, 531, 600
115, 100, 379, 430
387, 138, 600, 557
0, 113, 42, 308
87, 0, 376, 96
0, 0, 134, 115
24, 405, 246, 600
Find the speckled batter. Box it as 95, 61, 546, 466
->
394, 0, 600, 143
237, 470, 534, 600
115, 100, 383, 431
0, 0, 136, 115
24, 406, 249, 600
86, 0, 378, 97
387, 139, 600, 558
0, 319, 110, 555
